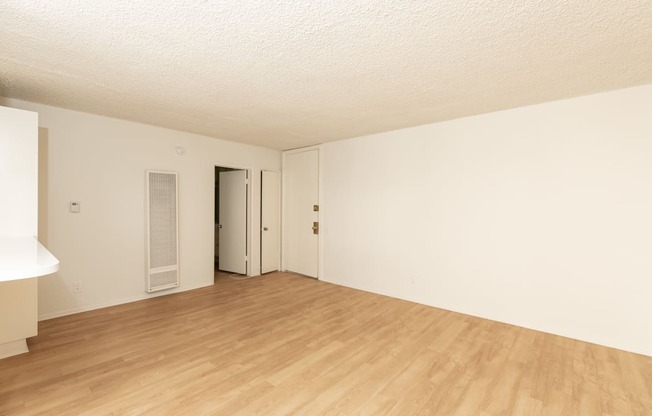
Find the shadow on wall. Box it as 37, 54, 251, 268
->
38, 127, 49, 246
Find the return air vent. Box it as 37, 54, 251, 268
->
146, 171, 179, 292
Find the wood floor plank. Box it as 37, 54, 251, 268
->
0, 272, 651, 415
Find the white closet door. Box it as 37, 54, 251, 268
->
261, 170, 280, 274
219, 170, 247, 274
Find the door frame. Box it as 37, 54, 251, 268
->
281, 145, 323, 278
213, 163, 253, 277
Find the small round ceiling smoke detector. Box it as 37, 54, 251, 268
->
175, 146, 185, 156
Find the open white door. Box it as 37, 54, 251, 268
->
261, 171, 280, 274
218, 170, 247, 274
283, 149, 319, 277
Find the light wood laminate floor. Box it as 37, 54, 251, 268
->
1, 272, 651, 415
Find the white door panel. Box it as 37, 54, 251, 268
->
219, 170, 247, 274
261, 171, 280, 274
283, 149, 319, 277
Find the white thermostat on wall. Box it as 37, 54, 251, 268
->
70, 201, 81, 213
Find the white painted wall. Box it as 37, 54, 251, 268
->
0, 98, 281, 320
0, 107, 38, 237
321, 84, 652, 356
0, 106, 38, 354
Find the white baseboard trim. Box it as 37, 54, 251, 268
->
38, 282, 214, 321
0, 339, 29, 359
320, 275, 650, 358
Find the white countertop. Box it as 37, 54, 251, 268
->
0, 236, 60, 282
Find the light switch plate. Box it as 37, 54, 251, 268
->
70, 201, 81, 213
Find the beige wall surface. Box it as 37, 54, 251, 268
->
1, 98, 281, 320
321, 85, 652, 356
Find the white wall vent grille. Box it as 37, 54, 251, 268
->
146, 171, 179, 292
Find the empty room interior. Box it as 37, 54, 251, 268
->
1, 1, 652, 415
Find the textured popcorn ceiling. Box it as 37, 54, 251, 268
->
1, 1, 651, 150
